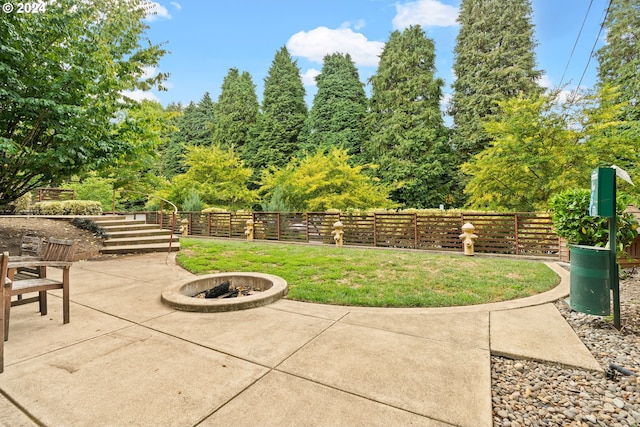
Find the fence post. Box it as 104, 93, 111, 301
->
228, 213, 232, 238
305, 212, 309, 242
414, 213, 418, 249
373, 213, 377, 247
514, 213, 519, 255
277, 212, 281, 241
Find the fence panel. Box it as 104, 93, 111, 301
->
374, 213, 416, 248
462, 213, 516, 254
131, 210, 562, 258
516, 213, 558, 256
416, 213, 462, 251
341, 213, 375, 246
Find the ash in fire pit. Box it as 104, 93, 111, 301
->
193, 280, 263, 299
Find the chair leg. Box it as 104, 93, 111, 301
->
1, 287, 4, 373
62, 268, 69, 324
38, 291, 47, 316
4, 290, 9, 342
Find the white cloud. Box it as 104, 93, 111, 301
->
121, 89, 160, 102
340, 19, 366, 31
287, 27, 384, 67
140, 66, 157, 80
144, 1, 171, 22
393, 0, 458, 30
301, 68, 321, 86
170, 1, 182, 11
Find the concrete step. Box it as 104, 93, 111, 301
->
93, 219, 148, 227
101, 223, 162, 233
100, 242, 181, 254
103, 235, 180, 246
103, 229, 173, 238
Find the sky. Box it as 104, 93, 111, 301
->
131, 0, 611, 114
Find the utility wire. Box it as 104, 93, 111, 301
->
559, 0, 594, 87
573, 0, 612, 97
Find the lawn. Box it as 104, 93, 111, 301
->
176, 238, 560, 307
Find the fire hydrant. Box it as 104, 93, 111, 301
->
180, 218, 189, 237
332, 221, 344, 247
245, 218, 255, 242
459, 222, 478, 256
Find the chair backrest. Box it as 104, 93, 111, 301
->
43, 238, 77, 262
20, 235, 43, 257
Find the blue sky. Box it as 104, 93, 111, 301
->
132, 0, 610, 112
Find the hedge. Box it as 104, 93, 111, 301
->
32, 200, 103, 216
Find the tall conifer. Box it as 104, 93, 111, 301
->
449, 0, 542, 162
365, 25, 453, 208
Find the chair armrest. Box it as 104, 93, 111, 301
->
8, 260, 73, 269
9, 255, 42, 262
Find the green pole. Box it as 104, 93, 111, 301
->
610, 178, 621, 330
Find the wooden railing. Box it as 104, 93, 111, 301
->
138, 210, 560, 258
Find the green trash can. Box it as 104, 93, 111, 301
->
569, 245, 610, 316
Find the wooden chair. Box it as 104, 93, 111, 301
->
5, 238, 76, 341
0, 252, 9, 373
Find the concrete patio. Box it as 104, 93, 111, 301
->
1, 252, 601, 427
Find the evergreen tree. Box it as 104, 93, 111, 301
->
213, 68, 259, 150
298, 53, 368, 160
449, 0, 543, 162
364, 25, 452, 209
244, 47, 307, 176
596, 0, 640, 121
159, 93, 216, 178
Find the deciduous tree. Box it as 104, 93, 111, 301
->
0, 0, 167, 206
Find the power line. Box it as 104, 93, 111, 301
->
573, 0, 612, 96
559, 0, 595, 87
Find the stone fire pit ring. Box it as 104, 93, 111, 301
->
161, 272, 288, 313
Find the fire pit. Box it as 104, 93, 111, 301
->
161, 272, 288, 312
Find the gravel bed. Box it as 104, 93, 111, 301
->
492, 269, 640, 427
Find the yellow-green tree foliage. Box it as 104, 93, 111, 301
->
463, 85, 639, 211
260, 148, 395, 211
158, 145, 257, 210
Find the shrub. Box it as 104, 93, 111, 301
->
32, 200, 103, 216
9, 192, 33, 213
549, 189, 638, 251
182, 189, 204, 212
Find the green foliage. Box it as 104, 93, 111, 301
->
260, 148, 395, 211
8, 192, 32, 213
101, 100, 174, 198
158, 144, 257, 210
32, 200, 102, 216
596, 0, 640, 121
549, 189, 638, 251
213, 69, 259, 150
159, 94, 216, 179
298, 53, 368, 160
182, 189, 204, 212
0, 0, 167, 206
72, 218, 109, 239
463, 92, 581, 211
365, 25, 453, 208
449, 0, 543, 164
62, 174, 116, 212
244, 47, 307, 175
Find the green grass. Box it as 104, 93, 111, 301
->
177, 238, 560, 307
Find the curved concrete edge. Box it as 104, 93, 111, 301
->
164, 255, 568, 315
161, 272, 288, 313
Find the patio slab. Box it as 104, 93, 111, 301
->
277, 322, 492, 427
143, 306, 335, 367
200, 371, 453, 427
490, 303, 603, 371
1, 325, 268, 427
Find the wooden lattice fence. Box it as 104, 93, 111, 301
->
147, 211, 561, 258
